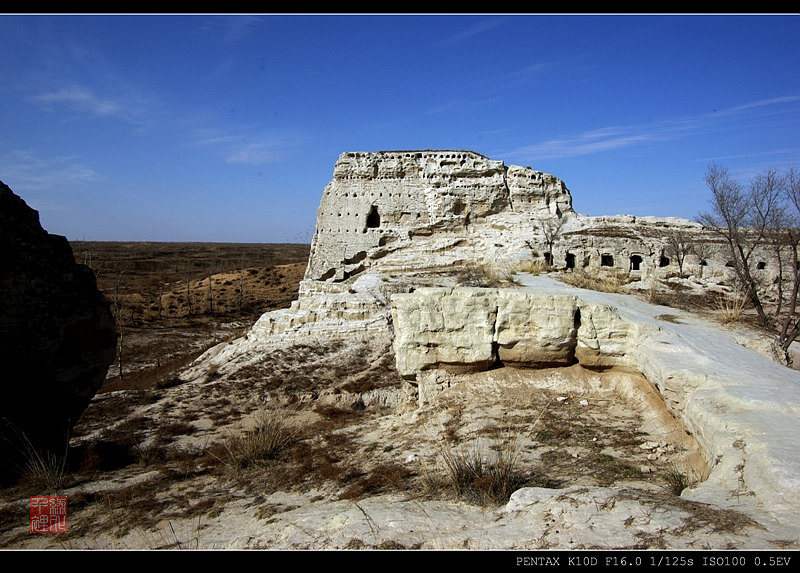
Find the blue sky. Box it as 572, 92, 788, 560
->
1, 14, 799, 243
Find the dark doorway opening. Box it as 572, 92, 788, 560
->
366, 206, 380, 228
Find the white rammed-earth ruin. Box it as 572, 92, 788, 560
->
181, 150, 800, 549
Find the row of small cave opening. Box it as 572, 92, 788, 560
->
555, 252, 670, 271
353, 205, 774, 273
556, 252, 768, 272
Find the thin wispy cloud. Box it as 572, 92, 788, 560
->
506, 62, 553, 83
221, 15, 261, 43
191, 127, 245, 148
436, 17, 505, 47
696, 147, 800, 164
426, 96, 499, 115
0, 150, 101, 191
191, 126, 302, 165
28, 83, 155, 129
31, 85, 121, 117
709, 96, 800, 116
504, 96, 799, 163
507, 128, 659, 161
487, 62, 556, 95
226, 141, 291, 165
195, 15, 262, 44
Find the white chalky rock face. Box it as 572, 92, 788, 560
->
302, 150, 750, 290
305, 150, 574, 281
391, 288, 650, 378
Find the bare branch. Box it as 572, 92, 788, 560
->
664, 230, 695, 278
533, 216, 565, 267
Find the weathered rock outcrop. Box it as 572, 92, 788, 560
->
0, 181, 117, 484
305, 150, 574, 281
391, 287, 651, 381
303, 150, 746, 287
243, 150, 757, 346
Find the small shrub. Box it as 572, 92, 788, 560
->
515, 260, 549, 276
156, 377, 184, 390
222, 408, 296, 471
715, 290, 749, 324
437, 441, 528, 506
157, 421, 197, 440
133, 439, 169, 466
656, 314, 682, 324
647, 275, 664, 305
77, 439, 137, 472
338, 463, 413, 500
313, 404, 362, 429
663, 466, 691, 495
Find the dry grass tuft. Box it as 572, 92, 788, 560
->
559, 269, 627, 293
20, 443, 69, 494
3, 424, 70, 493
432, 440, 529, 506
515, 259, 550, 276
456, 262, 519, 288
663, 465, 691, 496
220, 407, 297, 471
715, 289, 749, 324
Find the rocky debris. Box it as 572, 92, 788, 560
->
0, 181, 116, 485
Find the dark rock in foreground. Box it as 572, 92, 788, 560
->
0, 181, 116, 486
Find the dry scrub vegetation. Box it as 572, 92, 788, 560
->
558, 268, 629, 294
0, 243, 760, 549
0, 327, 712, 548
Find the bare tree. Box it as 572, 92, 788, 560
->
206, 275, 214, 316
697, 163, 771, 327
186, 270, 193, 317
206, 257, 221, 316
691, 241, 715, 278
775, 167, 800, 356
664, 230, 695, 278
156, 270, 167, 320
238, 255, 246, 315
532, 215, 565, 267
698, 163, 800, 361
762, 171, 792, 320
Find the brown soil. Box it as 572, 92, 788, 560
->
70, 242, 310, 391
